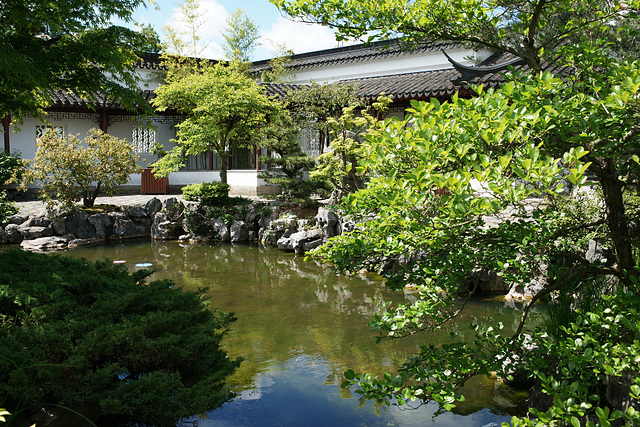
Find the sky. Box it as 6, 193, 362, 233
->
122, 0, 350, 61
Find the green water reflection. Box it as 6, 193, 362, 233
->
63, 240, 538, 426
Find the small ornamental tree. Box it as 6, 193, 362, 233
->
152, 61, 280, 184
258, 108, 320, 200
20, 128, 140, 211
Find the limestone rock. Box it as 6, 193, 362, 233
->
315, 207, 339, 238
121, 205, 147, 218
19, 225, 54, 240
0, 228, 6, 244
151, 212, 183, 240
20, 236, 71, 252
4, 224, 22, 243
261, 216, 298, 246
210, 218, 230, 242
25, 214, 51, 228
88, 213, 113, 239
145, 197, 163, 218
53, 210, 94, 239
110, 213, 146, 238
230, 220, 249, 243
162, 197, 183, 221
277, 229, 324, 254
5, 213, 28, 225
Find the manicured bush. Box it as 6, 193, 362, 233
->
0, 250, 240, 426
182, 181, 230, 205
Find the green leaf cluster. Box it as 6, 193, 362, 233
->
18, 128, 141, 212
152, 61, 281, 184
1, 0, 155, 120
0, 249, 240, 425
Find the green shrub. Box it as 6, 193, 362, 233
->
0, 250, 240, 426
182, 181, 230, 205
0, 151, 23, 186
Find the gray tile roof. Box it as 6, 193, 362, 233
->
250, 39, 456, 74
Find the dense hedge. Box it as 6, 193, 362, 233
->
0, 249, 240, 426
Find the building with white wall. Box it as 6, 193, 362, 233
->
2, 39, 518, 196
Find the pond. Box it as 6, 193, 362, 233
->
64, 240, 537, 426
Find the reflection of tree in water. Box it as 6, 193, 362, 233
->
65, 241, 531, 416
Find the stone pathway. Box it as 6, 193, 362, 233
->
14, 194, 183, 216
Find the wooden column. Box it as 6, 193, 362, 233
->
99, 111, 110, 132
2, 115, 10, 152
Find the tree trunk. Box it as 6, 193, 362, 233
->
219, 155, 228, 184
84, 182, 101, 208
590, 158, 635, 285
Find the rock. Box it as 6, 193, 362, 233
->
315, 207, 339, 238
0, 228, 6, 244
19, 225, 54, 240
145, 197, 163, 218
230, 220, 249, 243
88, 213, 113, 239
68, 238, 103, 248
110, 213, 146, 238
472, 269, 509, 293
505, 283, 525, 301
4, 224, 22, 243
151, 212, 183, 240
25, 214, 51, 228
277, 229, 324, 254
53, 210, 94, 239
162, 197, 183, 221
261, 216, 298, 246
20, 236, 71, 252
5, 213, 28, 225
210, 218, 230, 242
121, 205, 147, 218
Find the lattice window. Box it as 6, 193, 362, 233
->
131, 127, 156, 153
35, 125, 64, 141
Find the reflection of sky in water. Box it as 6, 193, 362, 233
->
193, 354, 512, 427
63, 242, 536, 426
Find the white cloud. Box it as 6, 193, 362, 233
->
162, 0, 229, 58
260, 16, 344, 57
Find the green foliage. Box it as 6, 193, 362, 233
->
162, 0, 210, 56
0, 249, 240, 425
152, 61, 280, 183
311, 94, 392, 199
308, 57, 640, 426
0, 151, 23, 186
182, 181, 231, 205
19, 128, 141, 212
221, 8, 261, 63
285, 82, 364, 154
258, 108, 324, 200
271, 0, 636, 72
1, 0, 153, 120
261, 42, 295, 83
0, 191, 18, 223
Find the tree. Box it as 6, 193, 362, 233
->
311, 94, 391, 199
276, 0, 640, 424
258, 108, 320, 200
162, 0, 210, 57
0, 249, 240, 426
271, 0, 628, 72
152, 62, 280, 184
19, 128, 141, 211
260, 42, 295, 83
1, 0, 153, 120
285, 82, 363, 155
221, 9, 261, 63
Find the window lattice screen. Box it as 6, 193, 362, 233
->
131, 127, 156, 153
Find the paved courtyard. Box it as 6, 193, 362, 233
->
14, 194, 184, 216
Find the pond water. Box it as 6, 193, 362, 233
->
64, 240, 537, 426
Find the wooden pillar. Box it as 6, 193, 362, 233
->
99, 111, 110, 132
2, 115, 11, 152
208, 147, 214, 170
